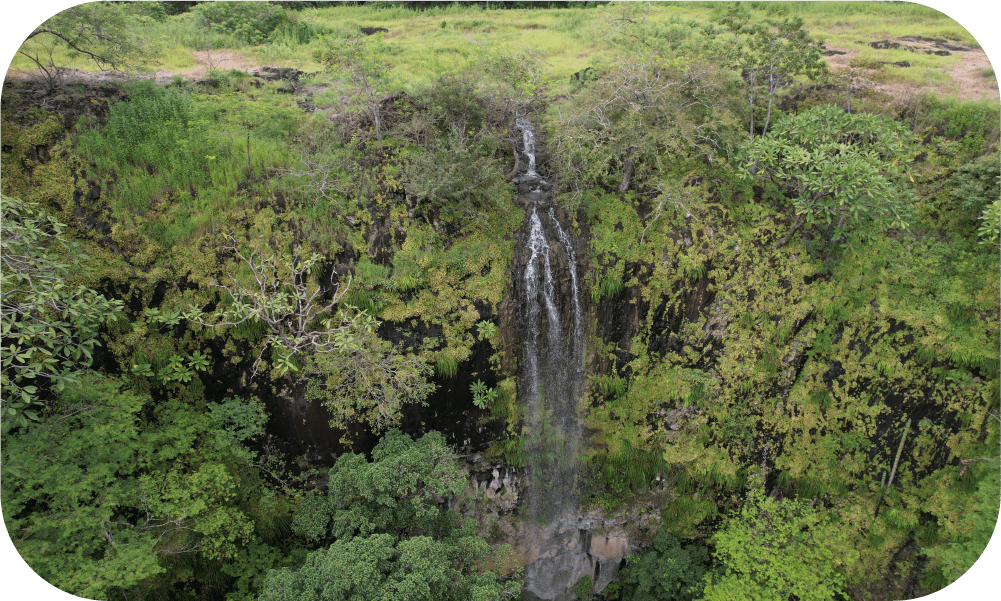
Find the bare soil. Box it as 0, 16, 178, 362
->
5, 41, 998, 108
822, 36, 998, 104
5, 50, 275, 87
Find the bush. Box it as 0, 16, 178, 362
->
123, 1, 167, 22
950, 151, 1001, 216
615, 532, 709, 601
193, 1, 292, 45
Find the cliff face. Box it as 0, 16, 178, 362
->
4, 74, 997, 601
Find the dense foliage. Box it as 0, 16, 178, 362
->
741, 104, 918, 250
0, 195, 124, 429
2, 376, 280, 599
614, 531, 709, 601
193, 2, 299, 46
263, 430, 519, 600
2, 2, 998, 600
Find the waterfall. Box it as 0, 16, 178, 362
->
515, 117, 584, 523
516, 116, 539, 178
511, 120, 588, 601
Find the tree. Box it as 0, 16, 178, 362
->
701, 490, 858, 601
1, 376, 271, 599
320, 35, 394, 140
19, 2, 148, 90
261, 430, 520, 601
1, 195, 124, 431
713, 4, 826, 138
305, 325, 435, 433
150, 235, 433, 432
740, 104, 918, 250
617, 531, 709, 601
550, 56, 736, 202
147, 235, 357, 378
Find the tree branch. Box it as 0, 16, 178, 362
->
25, 28, 118, 70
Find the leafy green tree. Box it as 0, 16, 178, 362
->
305, 325, 435, 433
262, 430, 520, 601
713, 4, 826, 137
701, 490, 857, 601
1, 195, 124, 430
19, 1, 150, 90
740, 104, 918, 250
616, 531, 709, 601
1, 376, 272, 599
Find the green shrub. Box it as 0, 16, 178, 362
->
123, 1, 167, 22
950, 151, 1001, 215
572, 574, 593, 600
908, 95, 1000, 155
193, 1, 291, 45
615, 532, 709, 601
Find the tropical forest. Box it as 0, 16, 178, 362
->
1, 2, 998, 600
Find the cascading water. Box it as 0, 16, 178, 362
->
516, 117, 540, 179
512, 118, 589, 599
521, 207, 584, 522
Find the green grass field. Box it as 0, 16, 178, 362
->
7, 2, 992, 95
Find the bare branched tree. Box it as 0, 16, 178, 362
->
280, 136, 355, 211
19, 3, 149, 91
150, 235, 433, 431
177, 235, 355, 379
550, 57, 737, 206
320, 36, 393, 140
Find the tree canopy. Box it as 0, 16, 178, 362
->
262, 430, 520, 601
740, 104, 918, 250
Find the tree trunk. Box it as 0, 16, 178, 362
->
504, 140, 519, 182
372, 104, 383, 141
617, 146, 638, 193
762, 74, 776, 136
774, 213, 806, 249
824, 213, 849, 262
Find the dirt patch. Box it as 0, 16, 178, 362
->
6, 50, 284, 87
821, 37, 998, 104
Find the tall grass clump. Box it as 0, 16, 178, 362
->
268, 20, 331, 46
106, 81, 199, 174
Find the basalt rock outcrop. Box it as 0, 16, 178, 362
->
457, 455, 665, 599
